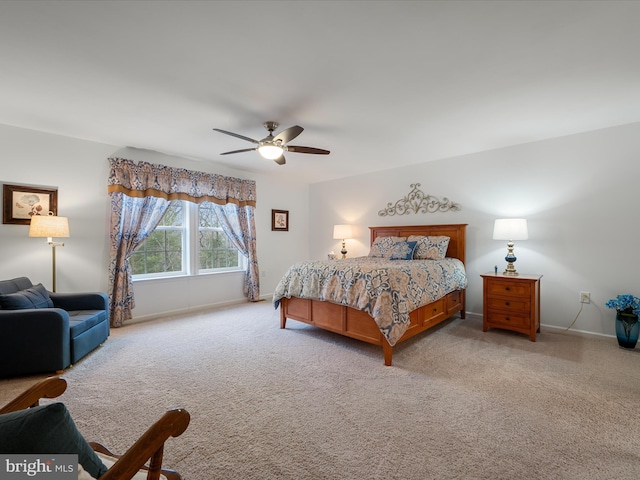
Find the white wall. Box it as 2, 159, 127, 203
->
0, 125, 309, 321
309, 122, 640, 338
0, 125, 116, 293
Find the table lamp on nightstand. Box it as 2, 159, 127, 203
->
493, 218, 528, 276
333, 224, 353, 259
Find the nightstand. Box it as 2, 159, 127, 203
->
481, 273, 542, 341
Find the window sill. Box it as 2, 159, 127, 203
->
132, 270, 244, 284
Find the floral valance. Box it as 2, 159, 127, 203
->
107, 157, 256, 207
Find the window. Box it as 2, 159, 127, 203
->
131, 201, 244, 279
198, 202, 241, 272
130, 202, 185, 277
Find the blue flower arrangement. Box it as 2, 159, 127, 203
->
605, 294, 640, 316
606, 294, 640, 348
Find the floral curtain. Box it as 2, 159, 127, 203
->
212, 203, 260, 300
107, 157, 259, 326
108, 193, 171, 327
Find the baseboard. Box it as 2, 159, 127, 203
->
127, 292, 275, 325
464, 311, 614, 340
540, 323, 615, 340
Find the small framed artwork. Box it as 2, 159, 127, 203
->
272, 209, 289, 231
2, 183, 58, 225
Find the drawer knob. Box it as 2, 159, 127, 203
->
505, 301, 510, 306
505, 287, 511, 291
505, 317, 510, 321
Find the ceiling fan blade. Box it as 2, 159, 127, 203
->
286, 145, 331, 155
274, 125, 303, 143
213, 128, 259, 144
220, 148, 257, 155
273, 155, 286, 165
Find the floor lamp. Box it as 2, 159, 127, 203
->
29, 214, 70, 292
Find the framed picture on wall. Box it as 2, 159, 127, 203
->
2, 183, 58, 225
271, 209, 289, 231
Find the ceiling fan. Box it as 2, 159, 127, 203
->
213, 121, 330, 165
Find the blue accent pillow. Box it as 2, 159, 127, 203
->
390, 241, 418, 260
0, 283, 54, 309
0, 403, 108, 479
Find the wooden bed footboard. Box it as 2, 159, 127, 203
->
279, 289, 465, 366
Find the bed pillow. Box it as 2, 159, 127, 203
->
390, 241, 418, 260
368, 236, 407, 258
0, 403, 108, 479
408, 235, 450, 260
0, 283, 54, 309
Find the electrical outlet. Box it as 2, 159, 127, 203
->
580, 291, 590, 304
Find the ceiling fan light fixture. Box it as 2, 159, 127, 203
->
258, 143, 284, 160
214, 123, 328, 165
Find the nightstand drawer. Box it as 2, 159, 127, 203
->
485, 281, 530, 298
486, 296, 530, 313
486, 310, 530, 329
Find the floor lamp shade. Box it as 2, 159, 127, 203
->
29, 215, 70, 292
29, 215, 70, 239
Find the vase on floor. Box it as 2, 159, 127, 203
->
615, 311, 640, 349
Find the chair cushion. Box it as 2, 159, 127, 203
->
0, 403, 108, 479
0, 277, 34, 295
0, 283, 54, 309
69, 310, 108, 337
78, 463, 97, 480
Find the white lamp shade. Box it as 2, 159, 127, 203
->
333, 224, 353, 240
29, 215, 70, 238
493, 219, 528, 241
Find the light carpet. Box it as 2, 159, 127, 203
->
1, 302, 639, 480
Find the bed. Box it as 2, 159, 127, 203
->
274, 224, 467, 365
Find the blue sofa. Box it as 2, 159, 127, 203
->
0, 277, 109, 377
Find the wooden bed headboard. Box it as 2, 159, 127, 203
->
369, 224, 467, 264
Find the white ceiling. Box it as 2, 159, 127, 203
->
1, 0, 640, 184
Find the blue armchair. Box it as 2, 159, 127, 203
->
0, 277, 109, 377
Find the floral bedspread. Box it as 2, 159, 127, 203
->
273, 257, 467, 346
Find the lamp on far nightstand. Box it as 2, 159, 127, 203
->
333, 224, 353, 259
493, 218, 528, 276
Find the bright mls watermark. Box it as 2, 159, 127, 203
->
0, 455, 77, 479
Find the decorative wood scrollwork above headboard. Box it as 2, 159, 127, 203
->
378, 183, 461, 216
